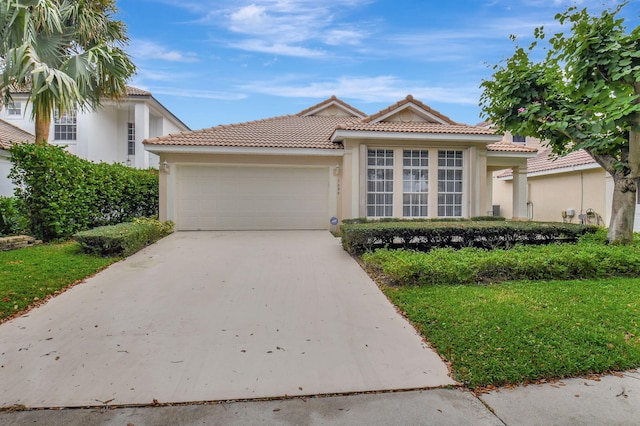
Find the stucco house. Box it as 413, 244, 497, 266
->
0, 86, 190, 170
144, 95, 537, 231
0, 119, 35, 197
492, 133, 640, 231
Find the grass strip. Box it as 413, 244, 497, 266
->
0, 242, 118, 322
382, 278, 640, 388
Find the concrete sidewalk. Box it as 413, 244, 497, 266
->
0, 231, 452, 408
1, 370, 638, 425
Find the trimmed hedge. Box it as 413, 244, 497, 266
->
0, 196, 28, 237
362, 229, 640, 286
341, 220, 595, 255
9, 143, 159, 241
74, 218, 174, 257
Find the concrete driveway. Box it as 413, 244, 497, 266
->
0, 231, 453, 408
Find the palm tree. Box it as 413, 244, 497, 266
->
0, 0, 136, 143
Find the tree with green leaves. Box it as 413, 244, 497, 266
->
0, 0, 136, 143
480, 3, 640, 244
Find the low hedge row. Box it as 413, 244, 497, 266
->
362, 230, 640, 286
74, 218, 174, 257
341, 220, 595, 255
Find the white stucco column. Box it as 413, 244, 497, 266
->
486, 170, 494, 216
512, 166, 529, 220
134, 103, 150, 169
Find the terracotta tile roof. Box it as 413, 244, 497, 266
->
361, 95, 457, 125
10, 85, 151, 97
144, 115, 354, 149
498, 147, 597, 177
296, 95, 367, 118
124, 86, 152, 96
486, 141, 538, 153
335, 121, 499, 136
0, 119, 35, 150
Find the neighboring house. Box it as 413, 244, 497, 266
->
0, 86, 190, 169
0, 119, 35, 197
144, 95, 537, 231
491, 132, 638, 230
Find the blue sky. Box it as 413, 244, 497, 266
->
116, 0, 639, 130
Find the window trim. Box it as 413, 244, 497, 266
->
364, 147, 467, 219
6, 101, 21, 116
53, 109, 77, 141
127, 122, 136, 156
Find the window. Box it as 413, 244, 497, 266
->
54, 110, 76, 140
7, 101, 21, 116
403, 150, 428, 217
437, 150, 463, 217
512, 134, 526, 144
127, 122, 135, 155
367, 149, 394, 217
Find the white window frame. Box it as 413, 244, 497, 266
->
54, 109, 77, 141
437, 150, 464, 217
402, 149, 429, 217
366, 149, 394, 217
7, 101, 21, 116
127, 122, 136, 156
364, 147, 466, 219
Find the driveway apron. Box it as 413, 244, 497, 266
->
0, 231, 454, 408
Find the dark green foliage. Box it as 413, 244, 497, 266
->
74, 218, 174, 257
0, 196, 29, 236
362, 229, 640, 286
341, 220, 594, 255
9, 143, 159, 241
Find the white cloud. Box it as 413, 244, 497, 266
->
230, 40, 326, 58
130, 40, 199, 63
149, 86, 248, 101
239, 75, 480, 105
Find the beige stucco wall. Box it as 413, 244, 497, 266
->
157, 152, 343, 225
154, 138, 530, 228
493, 167, 608, 224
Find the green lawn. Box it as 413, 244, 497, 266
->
0, 242, 118, 322
382, 277, 640, 388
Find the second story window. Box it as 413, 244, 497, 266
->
512, 134, 526, 144
54, 110, 77, 140
7, 101, 21, 116
127, 122, 135, 155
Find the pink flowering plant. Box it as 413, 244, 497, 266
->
480, 2, 640, 244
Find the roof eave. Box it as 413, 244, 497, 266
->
487, 150, 539, 159
498, 162, 601, 180
143, 145, 345, 157
330, 129, 503, 143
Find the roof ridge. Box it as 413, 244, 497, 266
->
361, 95, 457, 125
296, 96, 367, 118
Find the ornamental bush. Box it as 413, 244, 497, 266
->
362, 229, 640, 286
341, 220, 595, 255
0, 196, 29, 236
74, 218, 174, 257
9, 143, 159, 241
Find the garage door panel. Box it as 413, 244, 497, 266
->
177, 166, 330, 231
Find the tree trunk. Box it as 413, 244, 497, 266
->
34, 110, 51, 145
607, 174, 636, 244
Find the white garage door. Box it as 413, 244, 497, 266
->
177, 165, 330, 230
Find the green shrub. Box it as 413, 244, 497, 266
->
362, 233, 640, 286
341, 220, 595, 255
9, 143, 159, 241
0, 196, 29, 236
74, 218, 174, 257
